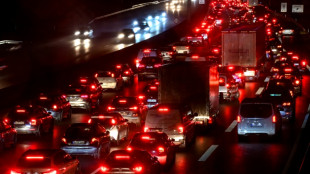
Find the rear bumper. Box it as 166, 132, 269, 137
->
238, 125, 276, 136
14, 125, 39, 134
61, 146, 98, 156
69, 101, 90, 109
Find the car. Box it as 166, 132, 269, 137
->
266, 78, 300, 97
144, 104, 196, 148
136, 48, 162, 68
0, 119, 17, 151
127, 132, 176, 167
100, 149, 161, 174
117, 29, 135, 43
137, 56, 163, 81
61, 123, 111, 159
142, 84, 159, 108
63, 84, 102, 112
107, 96, 144, 127
34, 93, 72, 122
219, 73, 239, 101
219, 65, 245, 88
172, 42, 190, 55
88, 112, 129, 145
7, 105, 54, 136
185, 36, 204, 46
133, 20, 150, 33
74, 25, 93, 39
115, 64, 135, 85
95, 71, 124, 91
261, 84, 296, 121
10, 149, 80, 174
237, 98, 282, 139
159, 46, 175, 63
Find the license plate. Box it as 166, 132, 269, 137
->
249, 123, 263, 127
146, 66, 153, 69
147, 99, 157, 102
119, 111, 129, 116
72, 141, 85, 145
14, 121, 25, 125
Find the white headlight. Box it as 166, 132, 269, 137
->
73, 39, 81, 46
74, 31, 80, 36
128, 34, 134, 38
144, 27, 150, 31
118, 33, 125, 39
133, 21, 138, 25
84, 31, 89, 36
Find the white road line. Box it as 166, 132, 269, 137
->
255, 87, 265, 96
225, 120, 238, 132
198, 145, 218, 162
264, 76, 270, 83
90, 167, 101, 174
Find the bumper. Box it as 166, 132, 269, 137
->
101, 83, 117, 89
238, 126, 276, 136
14, 125, 39, 134
70, 101, 90, 110
194, 116, 211, 126
61, 146, 98, 156
123, 116, 141, 125
168, 134, 185, 146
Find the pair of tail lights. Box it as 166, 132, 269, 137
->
237, 115, 276, 123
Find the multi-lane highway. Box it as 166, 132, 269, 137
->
0, 0, 310, 174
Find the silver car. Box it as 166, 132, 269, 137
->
237, 98, 282, 139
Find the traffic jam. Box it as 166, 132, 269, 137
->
1, 0, 310, 174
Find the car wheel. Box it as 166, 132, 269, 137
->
11, 134, 17, 148
115, 133, 120, 146
94, 146, 102, 159
58, 111, 63, 122
36, 126, 43, 137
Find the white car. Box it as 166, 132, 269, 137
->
95, 71, 123, 91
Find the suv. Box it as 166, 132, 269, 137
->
137, 56, 163, 81
144, 104, 196, 148
237, 98, 282, 138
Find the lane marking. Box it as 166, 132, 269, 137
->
264, 76, 270, 83
225, 120, 238, 132
90, 167, 101, 174
255, 87, 265, 96
198, 145, 218, 162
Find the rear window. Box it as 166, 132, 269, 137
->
141, 57, 162, 64
65, 86, 88, 94
112, 98, 137, 107
17, 157, 51, 168
131, 134, 164, 147
240, 104, 273, 118
97, 72, 114, 77
146, 109, 182, 126
66, 125, 94, 138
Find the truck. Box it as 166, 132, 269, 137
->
158, 60, 219, 127
221, 23, 265, 81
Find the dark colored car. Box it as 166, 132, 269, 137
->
35, 93, 72, 122
88, 112, 129, 146
115, 64, 135, 85
0, 119, 17, 150
117, 29, 135, 43
100, 150, 161, 174
7, 105, 54, 136
127, 132, 176, 167
137, 56, 163, 81
219, 65, 245, 88
261, 85, 295, 121
74, 25, 93, 39
142, 84, 159, 108
10, 149, 80, 174
107, 96, 144, 127
61, 123, 111, 159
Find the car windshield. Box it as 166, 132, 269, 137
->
146, 109, 182, 127
66, 125, 94, 138
112, 97, 137, 107
141, 57, 161, 64
240, 104, 272, 118
131, 134, 164, 147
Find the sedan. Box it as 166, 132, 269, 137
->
61, 123, 111, 159
10, 149, 80, 174
88, 112, 129, 146
100, 149, 161, 174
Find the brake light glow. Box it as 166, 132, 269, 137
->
154, 64, 162, 68
287, 52, 293, 55
80, 79, 87, 83
141, 136, 150, 140
91, 137, 99, 144
26, 156, 44, 160
39, 96, 48, 100
16, 109, 26, 113
61, 137, 67, 144
228, 66, 234, 70
138, 95, 145, 100
94, 73, 98, 78
10, 170, 22, 174
158, 107, 169, 112
186, 46, 189, 49
101, 166, 109, 172
192, 55, 199, 59
138, 64, 145, 68
42, 170, 57, 174
31, 119, 37, 126
272, 68, 279, 72
187, 36, 192, 39
107, 106, 115, 111
237, 115, 241, 123
283, 102, 291, 106
212, 48, 219, 54
124, 71, 130, 75
284, 68, 292, 73
81, 94, 88, 99
235, 72, 243, 78
52, 105, 57, 110
88, 119, 92, 124
144, 126, 149, 132
195, 28, 200, 32
150, 86, 157, 90
301, 60, 307, 66
158, 146, 165, 153
91, 84, 96, 90
126, 146, 133, 151
115, 155, 130, 160
4, 118, 9, 123
272, 115, 276, 123
111, 119, 116, 125
226, 83, 230, 88
219, 78, 225, 84
133, 166, 143, 173
143, 49, 150, 53
119, 99, 127, 103
292, 56, 299, 60
172, 46, 176, 50
129, 106, 138, 110
116, 65, 122, 69
178, 126, 184, 133
295, 79, 300, 85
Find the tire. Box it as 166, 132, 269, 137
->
36, 126, 43, 137
94, 146, 102, 159
11, 134, 17, 148
115, 133, 120, 146
238, 135, 245, 142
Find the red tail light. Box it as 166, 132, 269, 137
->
90, 84, 96, 90
287, 52, 293, 55
133, 165, 143, 173
237, 115, 241, 123
81, 94, 89, 99
111, 119, 116, 125
91, 137, 99, 144
272, 115, 276, 123
226, 83, 230, 88
115, 155, 130, 160
107, 106, 115, 111
26, 156, 44, 160
116, 65, 122, 69
61, 137, 67, 144
235, 72, 243, 78
212, 48, 219, 54
292, 56, 299, 60
185, 46, 189, 49
94, 73, 98, 78
192, 55, 199, 59
143, 49, 151, 53
129, 106, 138, 110
119, 99, 127, 104
195, 28, 200, 32
43, 170, 57, 174
138, 64, 145, 68
141, 136, 150, 140
219, 78, 225, 85
16, 109, 26, 113
178, 126, 184, 134
144, 126, 149, 132
158, 146, 165, 153
138, 95, 145, 100
126, 146, 133, 151
295, 79, 300, 85
10, 170, 22, 174
154, 64, 162, 68
272, 68, 279, 72
80, 79, 87, 83
150, 86, 157, 90
284, 68, 292, 73
301, 60, 307, 66
158, 107, 169, 112
39, 96, 48, 100
30, 119, 37, 126
4, 118, 9, 123
187, 36, 192, 39
202, 22, 206, 26
124, 71, 130, 75
52, 104, 57, 110
135, 59, 140, 64
101, 166, 109, 173
172, 46, 176, 50
228, 66, 234, 70
62, 94, 66, 98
